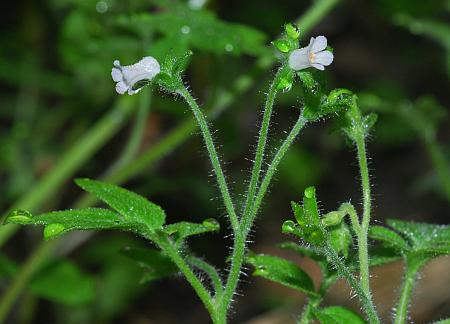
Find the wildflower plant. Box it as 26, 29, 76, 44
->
2, 17, 450, 324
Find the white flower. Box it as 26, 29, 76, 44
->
288, 36, 334, 71
111, 56, 160, 95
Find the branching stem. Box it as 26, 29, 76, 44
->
177, 83, 239, 234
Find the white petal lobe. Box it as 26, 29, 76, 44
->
311, 36, 328, 53
315, 50, 334, 66
288, 47, 311, 71
311, 63, 325, 71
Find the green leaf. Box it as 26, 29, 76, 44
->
276, 66, 294, 92
387, 219, 450, 254
122, 247, 178, 283
315, 306, 365, 324
272, 39, 291, 53
246, 254, 316, 296
30, 261, 95, 306
328, 223, 352, 258
282, 220, 303, 237
75, 178, 166, 231
284, 23, 300, 39
368, 247, 402, 267
163, 219, 220, 244
291, 201, 305, 226
433, 318, 450, 324
126, 6, 267, 57
369, 225, 409, 251
279, 242, 332, 277
303, 186, 320, 226
322, 211, 344, 227
363, 112, 378, 134
5, 208, 135, 240
319, 88, 354, 117
280, 242, 324, 263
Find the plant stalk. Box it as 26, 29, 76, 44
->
241, 66, 283, 219
355, 131, 372, 299
176, 83, 239, 234
393, 257, 427, 324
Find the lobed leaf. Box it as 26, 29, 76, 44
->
387, 219, 450, 254
246, 253, 316, 296
75, 178, 166, 231
163, 218, 220, 244
368, 225, 409, 251
5, 208, 136, 240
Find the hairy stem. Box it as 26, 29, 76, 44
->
244, 114, 308, 233
323, 245, 380, 324
218, 114, 308, 320
188, 256, 224, 299
297, 274, 336, 324
394, 257, 427, 324
241, 66, 283, 221
339, 202, 361, 234
216, 230, 246, 321
355, 131, 372, 298
177, 84, 239, 234
154, 234, 217, 322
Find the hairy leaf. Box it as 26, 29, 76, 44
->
75, 178, 166, 231
5, 208, 138, 240
246, 254, 316, 296
387, 219, 450, 254
369, 225, 409, 251
163, 219, 220, 244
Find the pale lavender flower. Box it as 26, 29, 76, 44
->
288, 36, 334, 71
111, 56, 160, 95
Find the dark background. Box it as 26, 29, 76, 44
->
1, 0, 449, 323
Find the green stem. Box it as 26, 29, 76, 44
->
394, 257, 427, 324
322, 245, 380, 324
338, 202, 361, 234
241, 66, 283, 220
188, 256, 224, 299
218, 114, 308, 320
176, 83, 239, 234
244, 115, 308, 234
154, 234, 217, 322
216, 230, 245, 322
0, 97, 136, 246
355, 130, 372, 299
297, 273, 336, 324
0, 241, 56, 323
298, 301, 316, 324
